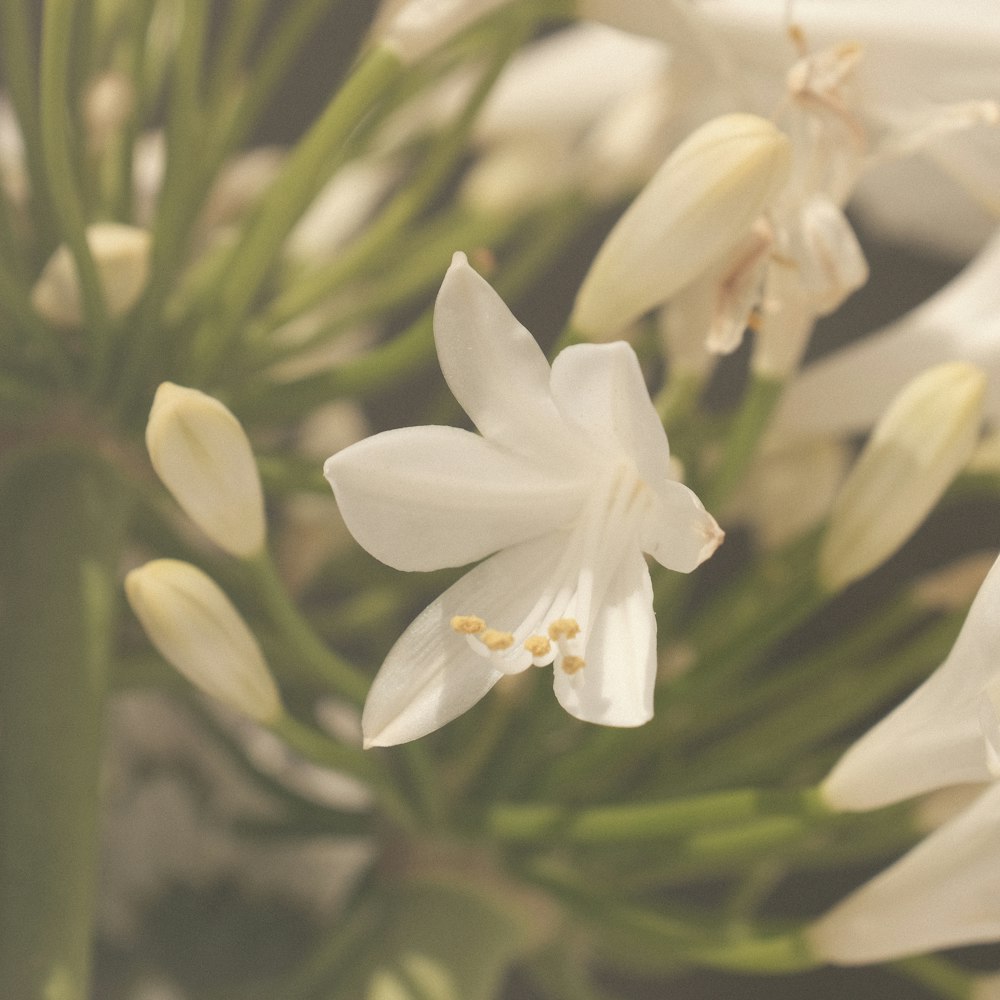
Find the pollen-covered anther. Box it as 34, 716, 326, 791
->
480, 628, 515, 651
547, 618, 581, 641
451, 614, 486, 635
524, 635, 551, 658
561, 655, 586, 675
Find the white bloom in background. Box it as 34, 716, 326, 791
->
808, 781, 1000, 964
974, 972, 1000, 1000
818, 362, 985, 592
371, 0, 511, 65
125, 560, 282, 724
823, 552, 1000, 810
571, 113, 791, 339
325, 253, 722, 747
769, 229, 1000, 444
31, 222, 151, 326
146, 382, 266, 558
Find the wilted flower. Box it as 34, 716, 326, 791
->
325, 253, 722, 747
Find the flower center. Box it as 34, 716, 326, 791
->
449, 462, 650, 679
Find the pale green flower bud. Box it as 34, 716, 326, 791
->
819, 362, 986, 592
146, 383, 266, 558
571, 113, 791, 339
125, 559, 282, 724
31, 222, 151, 327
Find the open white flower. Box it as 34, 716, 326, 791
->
325, 253, 723, 747
822, 550, 1000, 811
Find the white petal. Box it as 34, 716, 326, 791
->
362, 534, 568, 747
550, 341, 673, 483
433, 253, 576, 462
325, 425, 583, 572
552, 548, 655, 727
808, 782, 1000, 964
641, 480, 724, 573
822, 553, 1000, 810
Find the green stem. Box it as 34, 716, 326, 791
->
488, 787, 827, 843
894, 956, 974, 1000
245, 552, 371, 704
0, 452, 128, 1000
704, 374, 784, 508
40, 0, 110, 343
189, 45, 404, 381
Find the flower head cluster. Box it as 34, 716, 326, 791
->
325, 253, 722, 747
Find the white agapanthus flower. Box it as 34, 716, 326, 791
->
823, 551, 1000, 811
325, 252, 723, 747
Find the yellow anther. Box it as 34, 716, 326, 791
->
480, 628, 515, 651
524, 635, 551, 658
561, 656, 586, 675
451, 615, 486, 635
548, 618, 581, 640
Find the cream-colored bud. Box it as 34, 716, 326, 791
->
819, 362, 986, 591
571, 114, 791, 339
146, 383, 266, 558
84, 71, 134, 154
125, 560, 282, 724
373, 0, 511, 65
31, 222, 151, 326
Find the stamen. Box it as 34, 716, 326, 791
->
524, 635, 551, 658
480, 628, 515, 651
548, 618, 580, 640
451, 615, 485, 635
561, 656, 586, 675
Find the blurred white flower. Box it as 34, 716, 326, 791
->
325, 252, 722, 746
31, 222, 151, 326
808, 781, 1000, 963
823, 550, 1000, 810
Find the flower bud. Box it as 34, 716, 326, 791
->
146, 383, 266, 558
819, 362, 985, 592
31, 222, 151, 326
571, 114, 791, 339
125, 560, 282, 724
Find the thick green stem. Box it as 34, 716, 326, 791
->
0, 453, 128, 1000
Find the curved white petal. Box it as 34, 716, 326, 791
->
362, 534, 568, 747
550, 341, 673, 483
643, 480, 724, 572
433, 253, 577, 463
769, 228, 1000, 443
552, 548, 656, 727
809, 782, 1000, 964
823, 553, 1000, 810
325, 425, 584, 572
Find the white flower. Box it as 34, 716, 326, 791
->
807, 781, 1000, 964
823, 551, 1000, 811
324, 253, 723, 747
